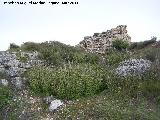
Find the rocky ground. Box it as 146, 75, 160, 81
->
0, 40, 160, 120
0, 51, 64, 120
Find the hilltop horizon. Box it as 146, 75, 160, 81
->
1, 0, 160, 51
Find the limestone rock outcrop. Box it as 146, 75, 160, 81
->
0, 51, 42, 88
115, 58, 152, 77
79, 25, 131, 54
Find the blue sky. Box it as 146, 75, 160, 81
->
0, 0, 160, 50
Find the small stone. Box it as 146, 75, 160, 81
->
24, 63, 32, 69
15, 77, 23, 88
11, 77, 23, 89
49, 100, 63, 111
43, 95, 54, 104
1, 79, 8, 86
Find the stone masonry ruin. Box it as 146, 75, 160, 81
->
79, 25, 131, 54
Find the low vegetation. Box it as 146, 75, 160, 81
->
112, 39, 129, 51
26, 64, 107, 100
1, 39, 160, 119
0, 86, 19, 120
105, 49, 131, 66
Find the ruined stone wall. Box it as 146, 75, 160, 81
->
79, 25, 131, 54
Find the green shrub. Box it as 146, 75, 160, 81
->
84, 53, 100, 64
21, 42, 40, 52
39, 49, 63, 65
9, 41, 101, 66
73, 52, 100, 64
26, 64, 107, 100
73, 52, 86, 63
112, 39, 129, 51
37, 41, 101, 66
106, 72, 141, 99
105, 50, 130, 66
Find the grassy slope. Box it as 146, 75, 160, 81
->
1, 40, 160, 119
52, 41, 160, 120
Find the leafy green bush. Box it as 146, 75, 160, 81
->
26, 64, 107, 100
84, 53, 100, 64
106, 71, 141, 99
53, 87, 159, 120
112, 39, 129, 51
105, 50, 130, 66
37, 41, 77, 65
21, 42, 40, 52
8, 41, 101, 66
73, 52, 100, 64
37, 41, 101, 66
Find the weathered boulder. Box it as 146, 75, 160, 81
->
115, 58, 152, 77
0, 51, 42, 77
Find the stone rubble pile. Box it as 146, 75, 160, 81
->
79, 25, 131, 54
115, 58, 152, 77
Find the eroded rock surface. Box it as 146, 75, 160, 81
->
115, 58, 152, 77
